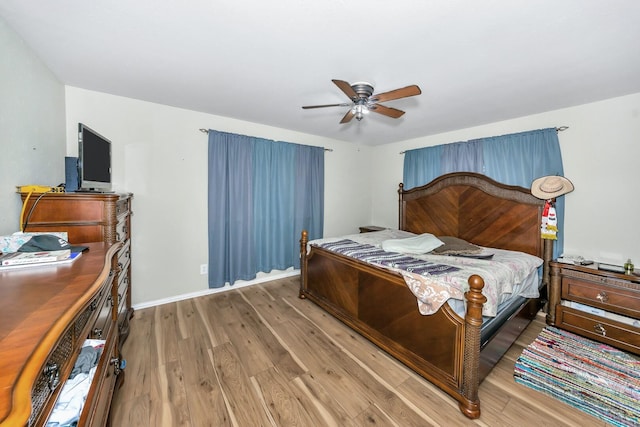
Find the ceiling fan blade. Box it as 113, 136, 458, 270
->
332, 79, 358, 100
371, 85, 421, 103
370, 103, 405, 119
302, 103, 351, 109
340, 109, 356, 124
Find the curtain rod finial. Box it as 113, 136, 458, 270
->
200, 128, 209, 134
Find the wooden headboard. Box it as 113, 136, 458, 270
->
398, 172, 545, 258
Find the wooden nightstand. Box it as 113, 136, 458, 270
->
547, 261, 640, 355
359, 225, 386, 233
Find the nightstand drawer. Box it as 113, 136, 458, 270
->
556, 306, 640, 355
561, 275, 640, 318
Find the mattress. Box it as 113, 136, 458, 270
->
310, 229, 543, 318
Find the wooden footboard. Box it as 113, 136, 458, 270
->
299, 230, 486, 418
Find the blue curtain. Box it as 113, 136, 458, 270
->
208, 130, 324, 288
441, 140, 484, 175
402, 128, 566, 257
403, 144, 443, 189
404, 140, 485, 188
479, 129, 563, 187
480, 129, 566, 258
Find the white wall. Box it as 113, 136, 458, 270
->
0, 17, 65, 234
65, 87, 372, 306
370, 93, 640, 267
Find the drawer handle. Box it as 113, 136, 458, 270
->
93, 327, 103, 338
110, 357, 125, 376
43, 362, 60, 391
596, 291, 609, 303
594, 323, 607, 336
90, 299, 98, 311
108, 295, 115, 307
116, 232, 122, 241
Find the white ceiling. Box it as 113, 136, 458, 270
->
2, 1, 639, 145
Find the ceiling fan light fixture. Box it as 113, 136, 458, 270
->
302, 79, 421, 124
354, 104, 368, 121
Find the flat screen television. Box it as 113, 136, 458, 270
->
78, 123, 112, 192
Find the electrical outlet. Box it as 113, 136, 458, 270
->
200, 264, 208, 275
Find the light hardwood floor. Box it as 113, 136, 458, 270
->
111, 276, 606, 426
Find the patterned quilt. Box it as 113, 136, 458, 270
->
311, 229, 543, 317
319, 239, 460, 276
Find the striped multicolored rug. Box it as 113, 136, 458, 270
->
514, 326, 640, 426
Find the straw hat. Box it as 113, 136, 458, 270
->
530, 175, 574, 199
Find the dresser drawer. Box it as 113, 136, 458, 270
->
26, 198, 107, 223
117, 240, 131, 271
116, 243, 131, 317
74, 286, 107, 341
115, 197, 130, 217
117, 270, 129, 303
90, 292, 113, 341
29, 288, 106, 426
78, 335, 119, 427
556, 306, 640, 355
29, 327, 75, 426
561, 275, 640, 318
115, 217, 129, 243
117, 287, 129, 327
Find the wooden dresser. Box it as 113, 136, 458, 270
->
547, 261, 640, 355
0, 243, 122, 426
20, 192, 134, 344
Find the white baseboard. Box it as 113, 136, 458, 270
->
132, 269, 300, 310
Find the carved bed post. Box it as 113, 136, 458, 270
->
397, 183, 405, 229
546, 262, 561, 325
299, 230, 308, 299
542, 238, 554, 288
459, 274, 486, 419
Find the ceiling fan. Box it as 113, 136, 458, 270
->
302, 79, 422, 124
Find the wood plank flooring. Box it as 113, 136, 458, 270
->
111, 276, 606, 426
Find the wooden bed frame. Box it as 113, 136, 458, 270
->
299, 172, 553, 419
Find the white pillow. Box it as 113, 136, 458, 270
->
381, 233, 444, 254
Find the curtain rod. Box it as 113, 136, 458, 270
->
199, 128, 333, 152
398, 126, 569, 154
